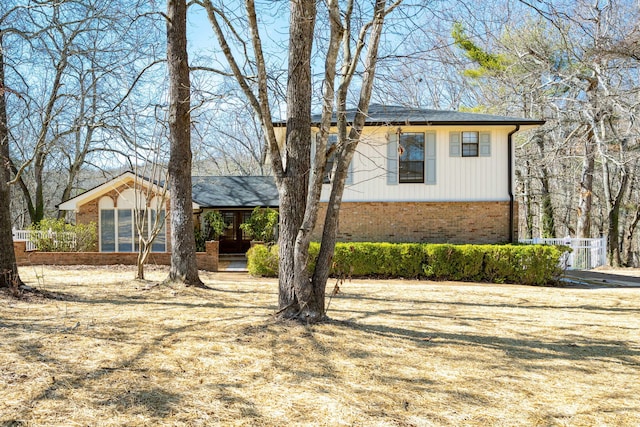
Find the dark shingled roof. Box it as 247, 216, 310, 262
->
192, 176, 279, 208
274, 104, 545, 126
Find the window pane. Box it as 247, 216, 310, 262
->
240, 211, 252, 240
462, 144, 478, 156
151, 209, 166, 252
118, 209, 133, 252
100, 210, 115, 252
462, 131, 478, 144
221, 212, 235, 240
399, 133, 425, 183
462, 131, 479, 157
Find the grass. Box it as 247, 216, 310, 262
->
1, 266, 640, 426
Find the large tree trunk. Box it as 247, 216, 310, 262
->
577, 80, 600, 239
0, 33, 23, 288
604, 163, 628, 267
166, 0, 203, 287
202, 0, 400, 322
277, 0, 317, 319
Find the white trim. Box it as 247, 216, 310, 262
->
58, 171, 200, 212
97, 190, 167, 253
59, 172, 157, 211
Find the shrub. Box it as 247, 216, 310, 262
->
246, 244, 279, 277
240, 207, 278, 242
246, 241, 569, 285
28, 218, 97, 252
203, 211, 227, 241
195, 228, 206, 252
482, 245, 519, 284
422, 244, 485, 281
332, 242, 424, 278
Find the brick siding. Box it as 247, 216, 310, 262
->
312, 201, 518, 244
13, 240, 218, 271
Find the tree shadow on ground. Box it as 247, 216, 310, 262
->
97, 387, 182, 418
326, 317, 640, 367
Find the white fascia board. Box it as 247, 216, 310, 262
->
58, 172, 169, 212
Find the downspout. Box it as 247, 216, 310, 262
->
507, 125, 520, 243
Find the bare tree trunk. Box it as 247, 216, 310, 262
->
201, 0, 401, 322
576, 133, 595, 238
166, 0, 203, 287
516, 162, 534, 239
624, 205, 640, 267
0, 33, 23, 288
534, 132, 556, 237
576, 80, 600, 239
600, 141, 629, 267
313, 0, 390, 309
277, 0, 317, 319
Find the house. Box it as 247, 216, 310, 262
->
58, 172, 278, 254
58, 105, 543, 254
293, 104, 544, 244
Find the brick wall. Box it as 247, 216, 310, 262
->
13, 240, 218, 271
312, 201, 517, 244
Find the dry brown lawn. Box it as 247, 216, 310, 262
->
1, 266, 639, 426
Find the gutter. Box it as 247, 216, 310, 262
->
507, 125, 520, 243
296, 120, 546, 128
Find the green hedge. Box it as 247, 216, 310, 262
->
247, 242, 569, 286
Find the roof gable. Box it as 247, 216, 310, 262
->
57, 171, 187, 211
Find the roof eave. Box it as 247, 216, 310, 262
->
307, 120, 546, 127
195, 204, 279, 209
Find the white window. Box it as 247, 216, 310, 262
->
449, 131, 491, 158
98, 189, 166, 252
99, 197, 115, 252
461, 131, 479, 157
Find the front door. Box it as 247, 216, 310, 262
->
219, 210, 252, 254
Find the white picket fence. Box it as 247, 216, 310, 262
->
519, 236, 607, 270
12, 228, 77, 252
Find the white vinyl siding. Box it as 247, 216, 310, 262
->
322, 126, 510, 203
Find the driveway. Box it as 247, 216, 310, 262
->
562, 269, 640, 288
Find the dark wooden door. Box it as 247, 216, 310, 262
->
219, 210, 252, 254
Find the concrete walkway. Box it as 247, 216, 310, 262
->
218, 254, 248, 272
562, 270, 640, 288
